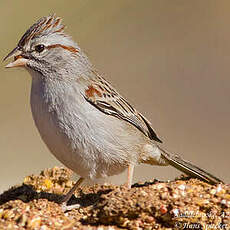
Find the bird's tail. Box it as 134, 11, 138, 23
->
157, 146, 223, 185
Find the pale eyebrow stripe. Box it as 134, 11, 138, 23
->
46, 44, 78, 53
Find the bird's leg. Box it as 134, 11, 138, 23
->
127, 164, 134, 189
60, 177, 84, 211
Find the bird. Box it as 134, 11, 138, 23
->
3, 15, 223, 210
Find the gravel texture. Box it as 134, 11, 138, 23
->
0, 167, 229, 229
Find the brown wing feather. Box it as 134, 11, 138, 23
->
83, 72, 162, 143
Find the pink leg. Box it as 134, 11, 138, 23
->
60, 177, 84, 211
127, 164, 134, 189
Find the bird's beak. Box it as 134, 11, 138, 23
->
3, 47, 28, 68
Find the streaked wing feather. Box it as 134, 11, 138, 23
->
84, 72, 162, 143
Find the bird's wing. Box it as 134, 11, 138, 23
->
82, 71, 162, 143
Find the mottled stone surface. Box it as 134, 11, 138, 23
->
0, 167, 229, 229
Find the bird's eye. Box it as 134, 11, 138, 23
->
35, 44, 45, 53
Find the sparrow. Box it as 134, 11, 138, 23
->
3, 15, 223, 210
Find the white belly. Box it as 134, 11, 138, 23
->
30, 77, 141, 179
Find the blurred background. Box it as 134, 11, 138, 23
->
0, 0, 229, 192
